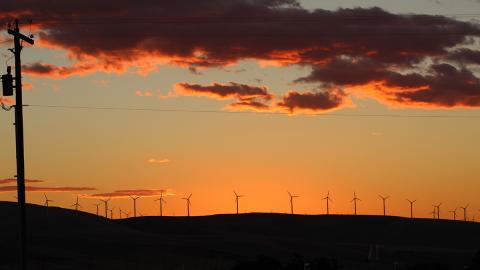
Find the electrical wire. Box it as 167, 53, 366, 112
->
25, 104, 480, 119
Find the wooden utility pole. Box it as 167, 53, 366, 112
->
5, 19, 34, 270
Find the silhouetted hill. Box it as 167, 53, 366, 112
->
0, 202, 479, 270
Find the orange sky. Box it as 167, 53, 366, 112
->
1, 0, 480, 220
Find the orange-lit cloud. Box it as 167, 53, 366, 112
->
298, 58, 480, 108
2, 1, 480, 109
85, 189, 174, 199
226, 100, 272, 112
276, 89, 347, 114
174, 81, 350, 114
147, 158, 170, 164
175, 82, 273, 101
23, 82, 34, 90
0, 178, 45, 184
0, 97, 14, 105
136, 90, 153, 97
0, 186, 96, 193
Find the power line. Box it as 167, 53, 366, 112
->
25, 104, 480, 119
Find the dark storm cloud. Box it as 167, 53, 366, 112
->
447, 48, 480, 65
296, 58, 388, 85
2, 0, 478, 68
389, 64, 480, 107
296, 56, 480, 107
227, 100, 271, 111
277, 90, 346, 112
2, 0, 480, 109
176, 82, 273, 100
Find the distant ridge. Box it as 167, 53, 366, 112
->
0, 201, 478, 269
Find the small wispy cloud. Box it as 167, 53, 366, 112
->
0, 186, 96, 193
135, 90, 153, 97
0, 178, 45, 184
0, 97, 14, 105
147, 158, 170, 164
23, 82, 34, 90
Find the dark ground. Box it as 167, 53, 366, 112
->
0, 201, 479, 270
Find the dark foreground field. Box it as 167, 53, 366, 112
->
0, 201, 479, 270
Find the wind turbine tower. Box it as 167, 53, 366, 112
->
234, 191, 244, 215
154, 191, 166, 217
406, 199, 416, 219
322, 191, 332, 215
449, 208, 458, 220
130, 195, 141, 217
182, 193, 192, 217
460, 204, 469, 221
93, 203, 101, 216
433, 203, 442, 219
351, 192, 361, 215
288, 192, 299, 215
379, 195, 390, 216
100, 198, 111, 218
43, 193, 53, 216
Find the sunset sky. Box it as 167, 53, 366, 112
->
1, 0, 480, 219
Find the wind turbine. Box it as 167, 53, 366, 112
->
322, 191, 332, 215
154, 191, 166, 217
71, 196, 82, 211
43, 193, 54, 216
109, 207, 115, 219
433, 203, 442, 219
234, 191, 244, 215
460, 204, 469, 221
181, 193, 192, 217
449, 208, 458, 220
406, 199, 416, 218
100, 198, 111, 218
130, 195, 140, 218
119, 208, 122, 219
93, 203, 101, 216
43, 193, 53, 207
288, 192, 299, 215
378, 194, 390, 216
351, 192, 361, 215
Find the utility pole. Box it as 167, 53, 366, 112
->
2, 19, 34, 270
